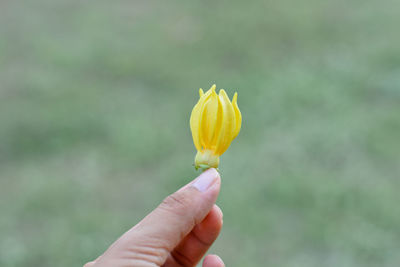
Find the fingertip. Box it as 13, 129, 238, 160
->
203, 254, 225, 267
188, 205, 223, 248
201, 205, 223, 232
213, 204, 223, 221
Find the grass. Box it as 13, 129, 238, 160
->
1, 0, 400, 266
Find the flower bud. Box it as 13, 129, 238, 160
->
190, 84, 242, 170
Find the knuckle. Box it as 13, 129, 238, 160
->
128, 243, 169, 266
161, 192, 191, 213
83, 261, 95, 267
171, 249, 197, 267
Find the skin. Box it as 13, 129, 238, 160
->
84, 168, 225, 267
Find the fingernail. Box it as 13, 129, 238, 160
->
192, 168, 219, 192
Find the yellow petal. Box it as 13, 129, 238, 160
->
199, 88, 204, 97
215, 89, 236, 155
190, 88, 213, 151
199, 88, 219, 149
204, 84, 216, 95
232, 92, 242, 139
210, 95, 223, 149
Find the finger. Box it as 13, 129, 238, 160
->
83, 261, 96, 267
168, 205, 223, 266
203, 255, 225, 267
83, 254, 103, 267
98, 168, 221, 266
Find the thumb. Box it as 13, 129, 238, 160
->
96, 168, 221, 266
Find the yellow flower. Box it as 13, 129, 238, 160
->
190, 84, 242, 170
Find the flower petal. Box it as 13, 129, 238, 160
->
199, 88, 204, 97
232, 92, 242, 139
215, 89, 236, 155
190, 88, 213, 151
200, 88, 219, 149
210, 95, 223, 149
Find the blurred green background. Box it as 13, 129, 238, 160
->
1, 0, 400, 266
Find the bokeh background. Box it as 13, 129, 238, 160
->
1, 0, 400, 266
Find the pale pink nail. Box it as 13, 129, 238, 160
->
192, 168, 219, 192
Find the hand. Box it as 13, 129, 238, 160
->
84, 168, 224, 267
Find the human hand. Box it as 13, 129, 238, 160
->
84, 168, 224, 267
